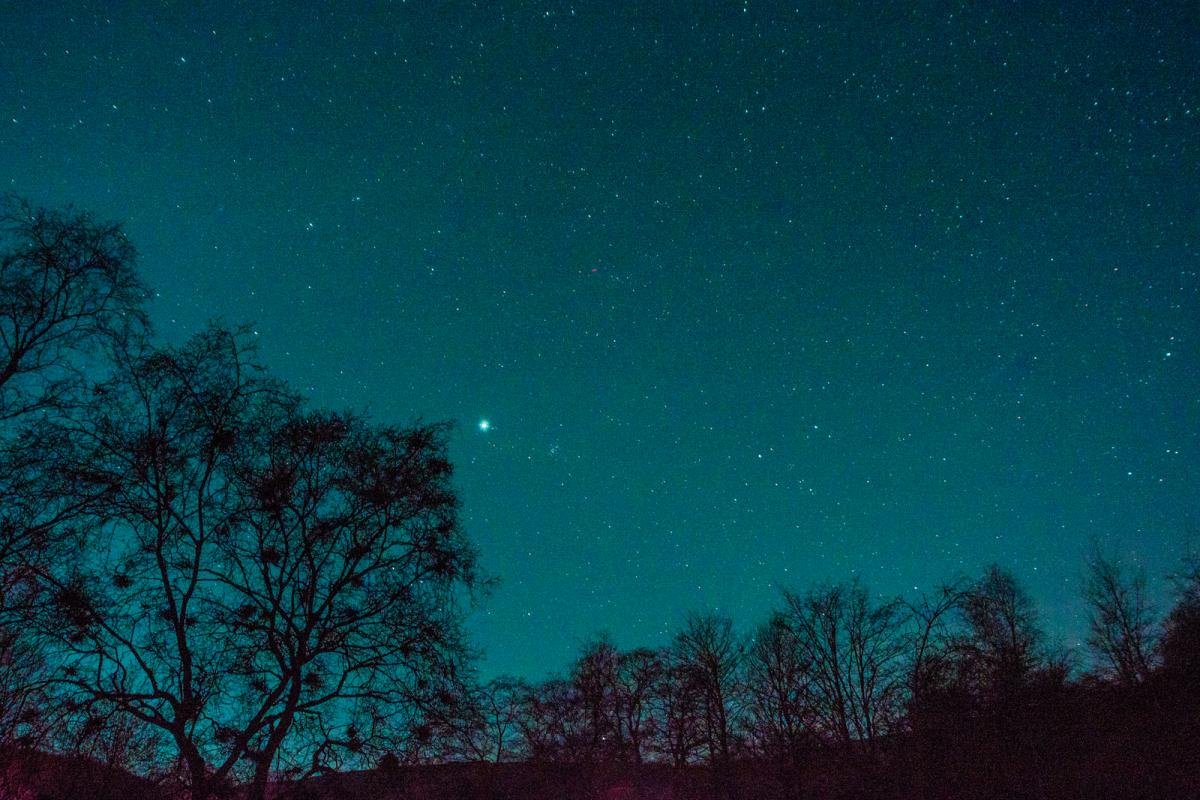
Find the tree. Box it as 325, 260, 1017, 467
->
562, 638, 666, 767
0, 197, 149, 751
741, 612, 813, 770
900, 580, 971, 800
781, 581, 907, 750
953, 565, 1045, 697
29, 326, 479, 800
613, 647, 663, 765
673, 613, 740, 797
648, 650, 704, 768
1161, 554, 1200, 677
0, 196, 148, 424
0, 623, 47, 750
571, 635, 623, 764
433, 676, 528, 763
515, 678, 588, 763
1083, 547, 1158, 686
904, 579, 968, 707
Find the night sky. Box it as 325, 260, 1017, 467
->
2, 2, 1197, 679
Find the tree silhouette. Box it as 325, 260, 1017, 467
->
674, 613, 740, 798
558, 638, 665, 767
27, 326, 479, 800
434, 676, 529, 763
649, 650, 704, 768
572, 635, 623, 765
0, 197, 149, 753
1161, 554, 1200, 677
904, 579, 968, 707
741, 611, 813, 795
515, 678, 589, 763
613, 647, 663, 765
0, 196, 148, 423
780, 580, 907, 750
953, 565, 1045, 698
1083, 546, 1158, 685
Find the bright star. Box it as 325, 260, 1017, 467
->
478, 419, 490, 432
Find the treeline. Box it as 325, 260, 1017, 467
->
0, 199, 1196, 800
412, 558, 1198, 799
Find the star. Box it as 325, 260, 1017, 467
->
478, 419, 491, 432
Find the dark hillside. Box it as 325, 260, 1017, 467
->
0, 749, 171, 800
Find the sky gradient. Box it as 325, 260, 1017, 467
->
2, 1, 1197, 679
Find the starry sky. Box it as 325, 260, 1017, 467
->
2, 1, 1197, 679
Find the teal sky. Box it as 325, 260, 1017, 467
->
2, 1, 1197, 678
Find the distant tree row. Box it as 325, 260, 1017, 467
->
415, 554, 1197, 798
425, 555, 1190, 755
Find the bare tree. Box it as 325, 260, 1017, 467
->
515, 678, 589, 763
648, 651, 704, 768
562, 638, 666, 766
1083, 547, 1158, 686
435, 676, 529, 763
572, 635, 622, 764
953, 565, 1044, 697
0, 624, 47, 750
0, 198, 149, 752
0, 196, 148, 423
614, 647, 663, 765
674, 613, 740, 796
0, 442, 59, 751
29, 326, 479, 800
904, 580, 969, 708
1161, 553, 1200, 677
741, 611, 813, 766
900, 581, 971, 800
781, 581, 908, 750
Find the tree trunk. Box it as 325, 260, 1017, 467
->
184, 751, 212, 800
247, 757, 271, 800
